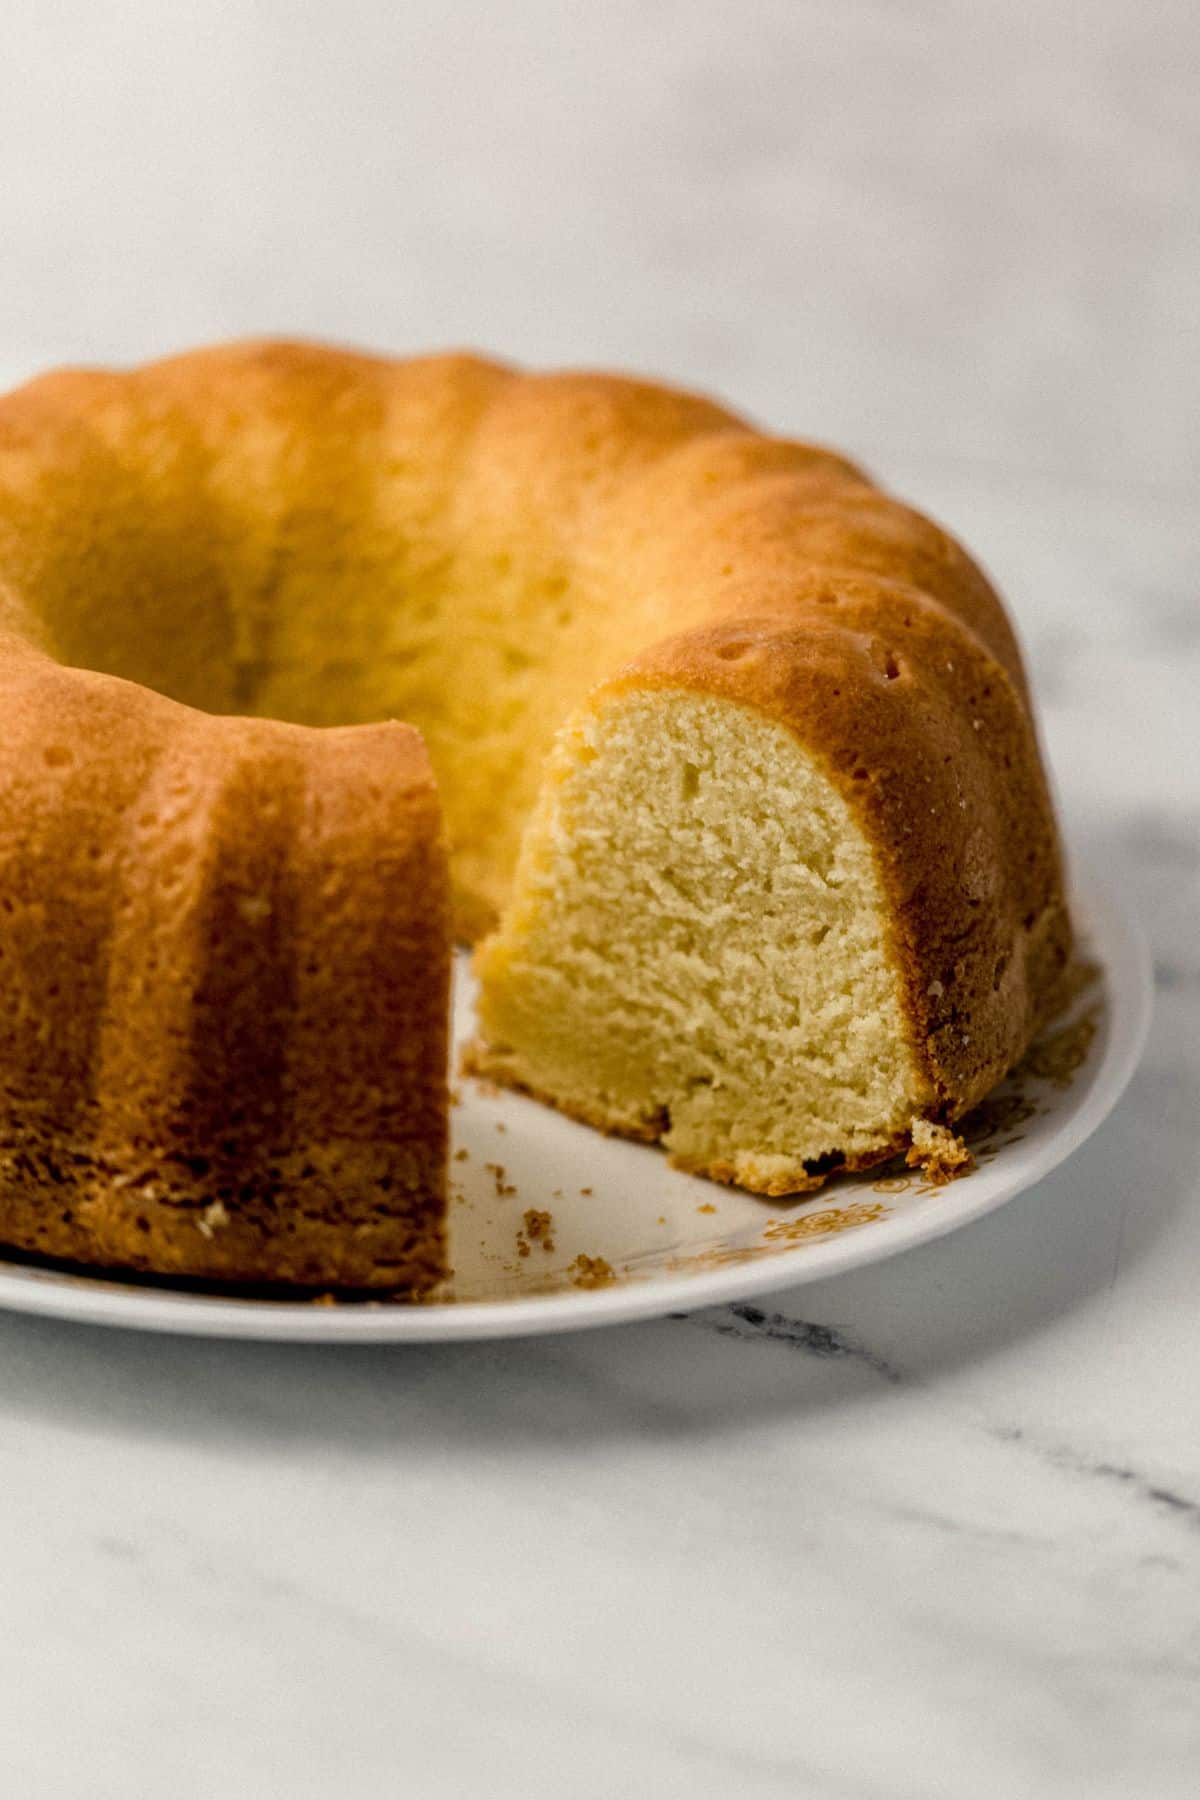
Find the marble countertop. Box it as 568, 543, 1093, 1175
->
0, 4, 1197, 1796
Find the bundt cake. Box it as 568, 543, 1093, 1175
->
0, 339, 1071, 1290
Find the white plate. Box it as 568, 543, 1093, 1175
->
0, 867, 1151, 1341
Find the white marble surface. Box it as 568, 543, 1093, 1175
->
0, 5, 1197, 1796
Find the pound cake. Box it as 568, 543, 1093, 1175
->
0, 340, 1071, 1288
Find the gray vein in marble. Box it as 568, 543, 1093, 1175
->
680, 1305, 1200, 1553
674, 1303, 901, 1383
989, 1425, 1200, 1535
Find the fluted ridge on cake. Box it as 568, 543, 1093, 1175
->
0, 648, 449, 1288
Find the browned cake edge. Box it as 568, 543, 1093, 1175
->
0, 644, 450, 1290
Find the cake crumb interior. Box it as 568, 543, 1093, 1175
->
474, 689, 926, 1193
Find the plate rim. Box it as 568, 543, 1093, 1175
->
0, 862, 1153, 1342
